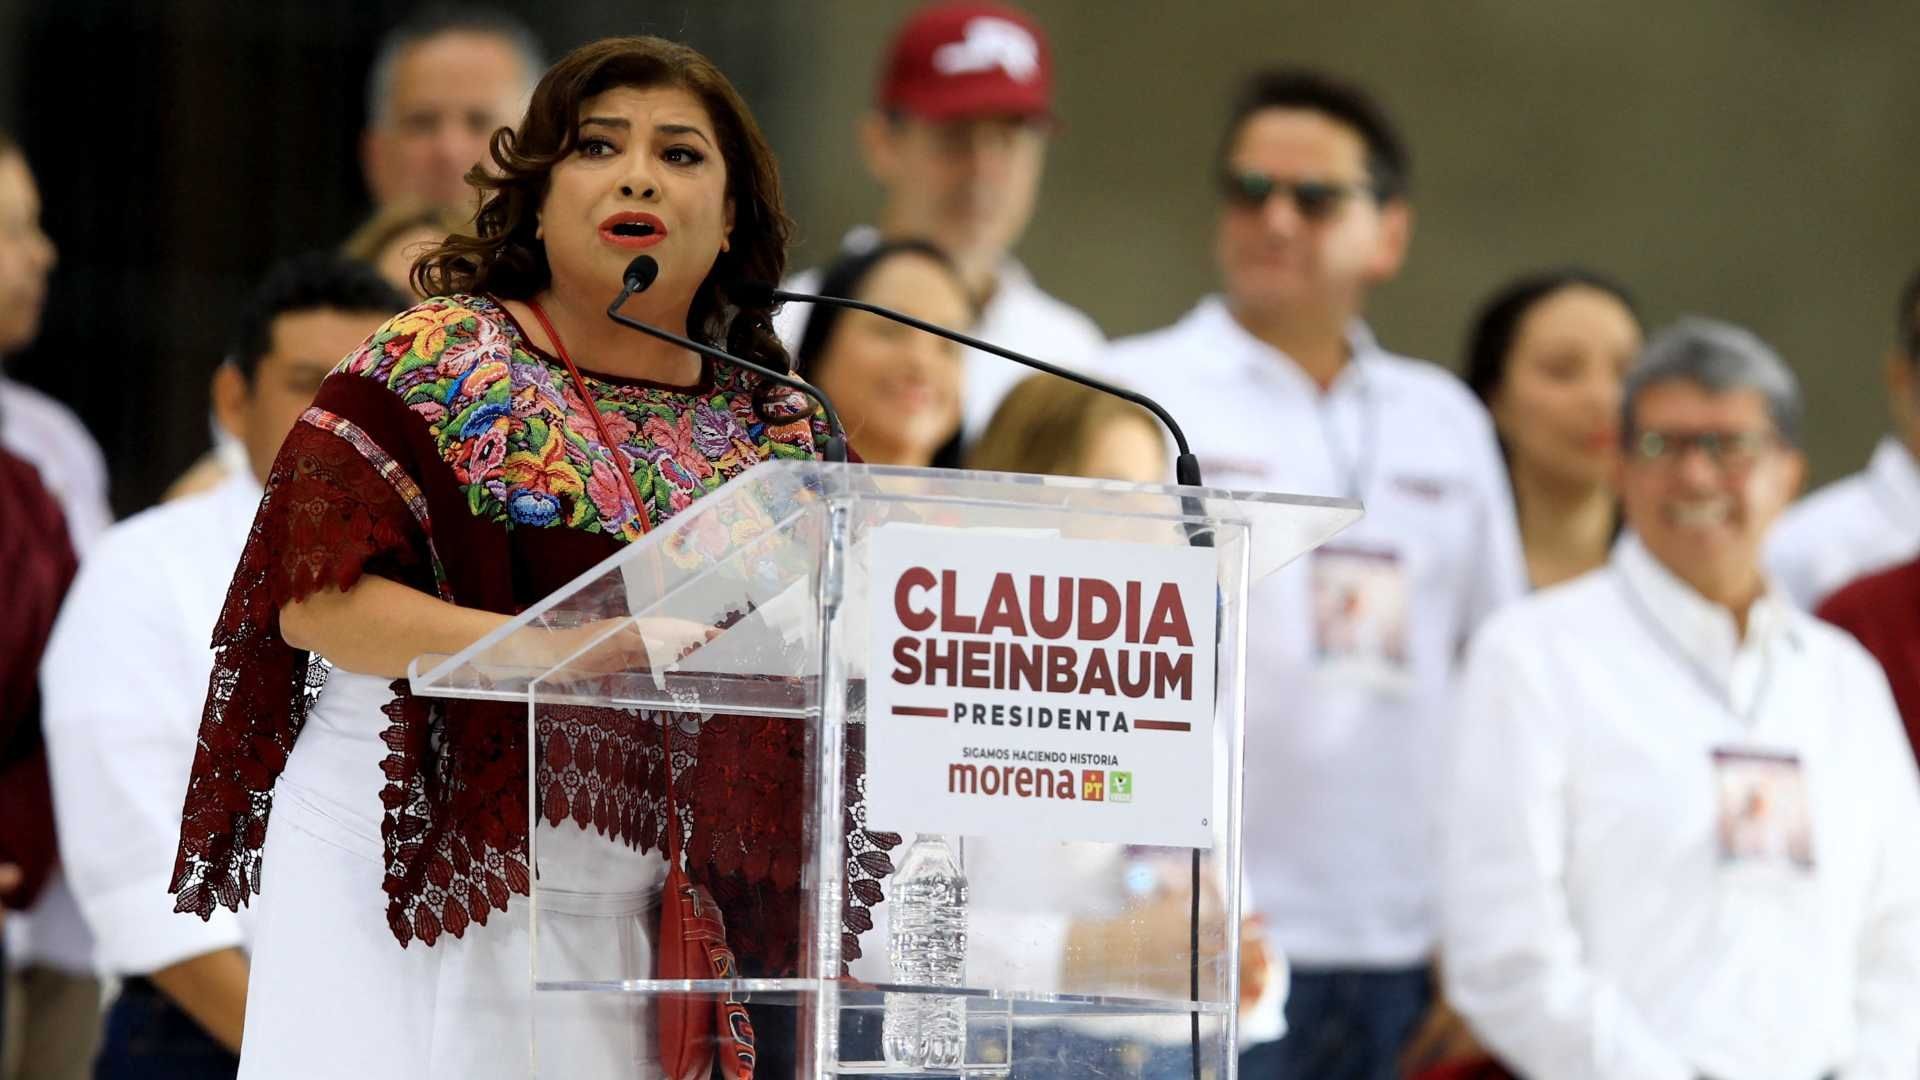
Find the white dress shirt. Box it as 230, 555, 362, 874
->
1768, 436, 1920, 609
1444, 536, 1920, 1080
0, 375, 112, 551
1101, 297, 1526, 967
40, 471, 262, 975
775, 226, 1107, 442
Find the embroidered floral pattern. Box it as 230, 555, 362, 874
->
342, 295, 821, 540
174, 293, 853, 975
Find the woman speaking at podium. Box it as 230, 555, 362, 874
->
170, 36, 834, 1078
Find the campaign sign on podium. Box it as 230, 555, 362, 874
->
866, 525, 1217, 848
408, 459, 1360, 1078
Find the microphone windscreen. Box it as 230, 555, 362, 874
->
732, 280, 777, 308
623, 255, 660, 293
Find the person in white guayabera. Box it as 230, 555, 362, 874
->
1443, 318, 1920, 1080
1766, 265, 1920, 608
774, 1, 1103, 451
39, 255, 405, 1078
1100, 69, 1525, 1080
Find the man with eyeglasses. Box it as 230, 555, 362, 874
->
1767, 267, 1920, 609
1102, 70, 1525, 1078
1442, 318, 1920, 1080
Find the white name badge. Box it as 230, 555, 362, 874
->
1310, 544, 1412, 695
864, 524, 1219, 848
1711, 746, 1815, 875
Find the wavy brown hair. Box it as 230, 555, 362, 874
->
415, 35, 793, 373
342, 199, 474, 267
966, 374, 1167, 478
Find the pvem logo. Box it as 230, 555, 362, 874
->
932, 17, 1040, 82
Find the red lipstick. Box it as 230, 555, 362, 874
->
598, 211, 667, 249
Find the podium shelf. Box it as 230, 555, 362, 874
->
531, 978, 1232, 1018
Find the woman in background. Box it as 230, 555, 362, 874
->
965, 374, 1283, 1078
341, 200, 475, 299
1404, 267, 1643, 1080
1463, 268, 1642, 588
790, 238, 973, 467
967, 372, 1168, 483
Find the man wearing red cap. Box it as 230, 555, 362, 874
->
775, 1, 1104, 444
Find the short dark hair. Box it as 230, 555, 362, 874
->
1218, 69, 1410, 200
1464, 267, 1640, 405
1900, 264, 1920, 360
227, 253, 410, 381
366, 5, 543, 126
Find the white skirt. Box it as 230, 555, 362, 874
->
239, 670, 668, 1079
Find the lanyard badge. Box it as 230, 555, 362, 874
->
1310, 543, 1412, 695
1711, 747, 1815, 874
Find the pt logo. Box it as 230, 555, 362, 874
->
1080, 770, 1105, 802
1108, 771, 1133, 803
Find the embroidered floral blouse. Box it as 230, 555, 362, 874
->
169, 295, 892, 973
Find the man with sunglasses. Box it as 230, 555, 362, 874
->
1102, 70, 1525, 1078
1767, 267, 1920, 608
1443, 318, 1920, 1080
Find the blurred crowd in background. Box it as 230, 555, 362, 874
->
3, 3, 1919, 1079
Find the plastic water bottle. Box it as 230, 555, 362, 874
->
883, 833, 969, 1068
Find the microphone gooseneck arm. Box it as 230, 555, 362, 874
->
606, 260, 847, 463
753, 280, 1225, 1079
756, 285, 1202, 487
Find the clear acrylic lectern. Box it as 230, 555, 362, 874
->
409, 460, 1358, 1079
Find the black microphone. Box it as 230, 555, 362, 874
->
735, 279, 1204, 488
623, 254, 660, 293
608, 256, 846, 463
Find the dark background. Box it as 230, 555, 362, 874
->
3, 0, 1917, 514
0, 0, 807, 513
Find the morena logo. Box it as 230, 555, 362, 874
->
947, 763, 1124, 803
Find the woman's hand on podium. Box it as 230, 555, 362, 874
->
283, 575, 523, 679
279, 574, 723, 680
520, 615, 722, 675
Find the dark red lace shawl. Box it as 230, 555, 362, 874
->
169, 301, 896, 975
0, 445, 79, 910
